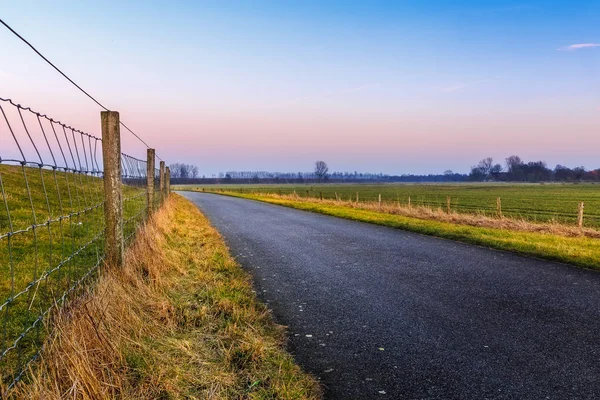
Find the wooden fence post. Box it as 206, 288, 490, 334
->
101, 111, 123, 268
378, 194, 382, 208
159, 161, 165, 203
578, 202, 585, 228
320, 191, 323, 200
146, 148, 155, 218
356, 192, 359, 204
446, 196, 451, 214
496, 197, 503, 218
335, 192, 339, 201
166, 166, 171, 195
408, 196, 411, 209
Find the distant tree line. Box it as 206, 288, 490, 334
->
469, 155, 600, 182
170, 157, 600, 185
178, 170, 469, 184
169, 163, 199, 179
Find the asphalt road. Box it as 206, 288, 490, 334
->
180, 191, 600, 400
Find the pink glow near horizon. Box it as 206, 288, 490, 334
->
1, 2, 599, 175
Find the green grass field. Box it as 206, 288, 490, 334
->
190, 190, 600, 270
176, 183, 600, 228
0, 164, 156, 384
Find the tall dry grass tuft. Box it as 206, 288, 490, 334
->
9, 195, 321, 399
8, 199, 176, 399
247, 192, 600, 239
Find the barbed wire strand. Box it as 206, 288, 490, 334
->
0, 17, 163, 160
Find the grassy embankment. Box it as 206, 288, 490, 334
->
179, 187, 600, 270
8, 194, 320, 399
0, 164, 149, 381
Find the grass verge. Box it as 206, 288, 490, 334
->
0, 164, 151, 382
7, 194, 321, 399
196, 191, 600, 270
173, 182, 600, 228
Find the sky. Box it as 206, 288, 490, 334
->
1, 0, 599, 175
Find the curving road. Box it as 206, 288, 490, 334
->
180, 191, 600, 400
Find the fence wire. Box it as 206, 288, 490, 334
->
0, 98, 165, 389
238, 187, 600, 228
121, 153, 147, 245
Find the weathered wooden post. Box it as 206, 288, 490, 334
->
166, 166, 171, 195
578, 201, 585, 228
408, 196, 411, 209
159, 161, 165, 203
320, 191, 323, 200
447, 196, 451, 214
146, 148, 155, 217
356, 192, 359, 204
496, 197, 503, 218
378, 194, 382, 208
101, 111, 123, 267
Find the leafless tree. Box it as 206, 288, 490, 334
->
479, 157, 494, 177
505, 155, 524, 180
168, 163, 181, 178
469, 157, 494, 180
169, 163, 200, 179
490, 164, 503, 179
314, 161, 329, 182
505, 155, 522, 172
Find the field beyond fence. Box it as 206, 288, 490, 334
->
177, 183, 600, 229
0, 98, 170, 391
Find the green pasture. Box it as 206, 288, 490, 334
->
0, 163, 157, 384
175, 183, 600, 228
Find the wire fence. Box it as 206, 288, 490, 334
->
0, 97, 168, 389
216, 186, 600, 228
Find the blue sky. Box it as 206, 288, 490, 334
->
1, 1, 599, 175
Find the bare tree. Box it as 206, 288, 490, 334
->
169, 163, 200, 179
505, 155, 522, 173
169, 163, 181, 178
469, 157, 494, 181
190, 165, 199, 178
479, 157, 494, 177
179, 163, 190, 179
314, 161, 329, 182
490, 164, 503, 179
505, 155, 523, 181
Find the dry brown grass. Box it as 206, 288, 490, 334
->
251, 192, 600, 239
7, 194, 321, 399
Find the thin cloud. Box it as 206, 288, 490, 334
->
326, 83, 381, 96
294, 83, 381, 101
442, 84, 465, 93
558, 43, 600, 51
441, 79, 491, 93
